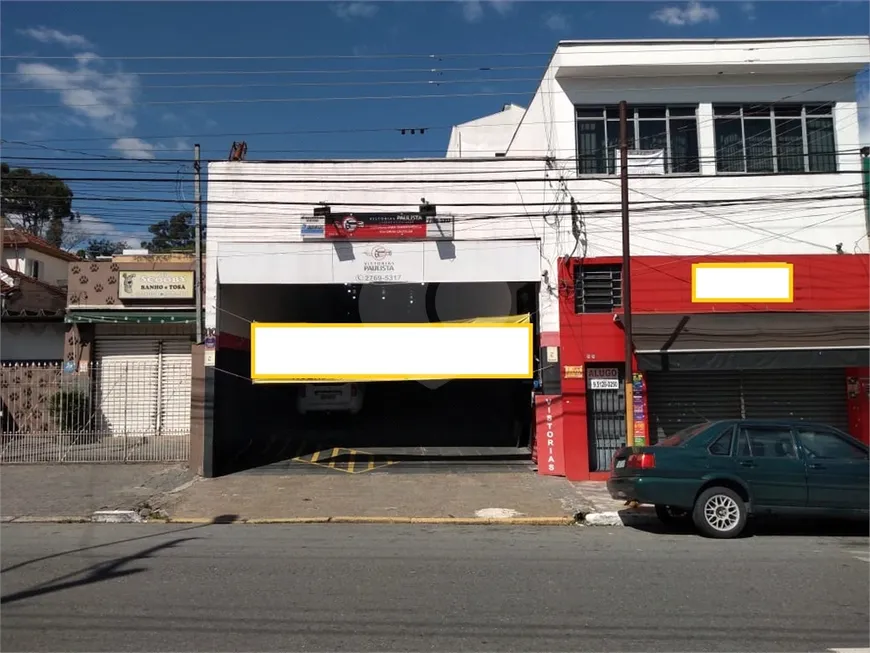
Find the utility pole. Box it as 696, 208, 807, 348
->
861, 146, 870, 250
618, 100, 637, 449
194, 143, 203, 344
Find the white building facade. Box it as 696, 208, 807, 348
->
203, 37, 869, 477
209, 36, 868, 342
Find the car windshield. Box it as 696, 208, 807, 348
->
656, 422, 709, 447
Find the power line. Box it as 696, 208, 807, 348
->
2, 41, 860, 60
0, 64, 548, 77
4, 191, 861, 210
5, 89, 858, 146
9, 89, 539, 110
4, 77, 856, 95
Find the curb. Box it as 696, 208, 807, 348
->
165, 516, 579, 526
2, 515, 578, 526
578, 508, 659, 527
2, 516, 91, 524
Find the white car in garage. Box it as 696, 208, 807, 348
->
296, 383, 365, 415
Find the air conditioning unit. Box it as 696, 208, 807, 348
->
615, 149, 666, 176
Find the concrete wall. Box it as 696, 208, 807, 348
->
2, 249, 70, 287
0, 322, 66, 361
446, 104, 526, 157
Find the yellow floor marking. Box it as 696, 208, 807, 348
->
310, 450, 321, 463
347, 453, 356, 474
328, 448, 340, 468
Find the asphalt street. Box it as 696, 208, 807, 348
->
1, 523, 868, 652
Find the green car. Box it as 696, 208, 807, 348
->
607, 419, 869, 539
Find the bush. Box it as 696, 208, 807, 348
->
49, 389, 94, 434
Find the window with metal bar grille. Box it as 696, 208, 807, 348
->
574, 264, 623, 314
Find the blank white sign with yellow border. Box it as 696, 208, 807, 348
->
250, 322, 534, 383
691, 263, 794, 303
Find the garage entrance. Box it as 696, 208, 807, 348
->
212, 280, 539, 475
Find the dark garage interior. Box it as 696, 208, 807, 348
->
212, 282, 539, 475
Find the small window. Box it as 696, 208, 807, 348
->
796, 428, 868, 461
25, 259, 41, 279
573, 264, 622, 314
708, 429, 734, 456
739, 426, 797, 459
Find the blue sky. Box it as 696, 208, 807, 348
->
1, 0, 868, 247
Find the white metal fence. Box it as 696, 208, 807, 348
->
0, 361, 191, 463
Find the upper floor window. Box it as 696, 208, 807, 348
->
575, 105, 700, 176
574, 263, 622, 313
713, 103, 836, 174
25, 259, 41, 280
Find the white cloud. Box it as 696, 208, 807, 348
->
459, 0, 513, 22
461, 0, 484, 23
488, 0, 515, 16
544, 12, 570, 32
17, 26, 93, 50
110, 137, 156, 159
16, 56, 139, 133
331, 2, 378, 20
741, 2, 757, 21
651, 0, 719, 26
72, 214, 145, 251
171, 138, 193, 154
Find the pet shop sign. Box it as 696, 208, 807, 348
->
118, 271, 194, 299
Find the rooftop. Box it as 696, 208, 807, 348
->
2, 227, 80, 262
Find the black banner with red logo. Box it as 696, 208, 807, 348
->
324, 213, 429, 239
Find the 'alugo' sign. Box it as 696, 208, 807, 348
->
119, 270, 194, 300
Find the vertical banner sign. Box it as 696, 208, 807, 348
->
632, 372, 648, 447
534, 395, 565, 476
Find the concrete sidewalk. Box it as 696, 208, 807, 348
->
1, 463, 654, 526
1, 464, 194, 520
161, 471, 592, 523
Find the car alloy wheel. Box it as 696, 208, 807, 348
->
703, 494, 740, 532
692, 486, 747, 539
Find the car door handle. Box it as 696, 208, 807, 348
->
808, 463, 825, 470
739, 460, 755, 467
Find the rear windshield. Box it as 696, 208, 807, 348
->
656, 422, 709, 447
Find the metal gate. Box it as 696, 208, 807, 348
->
585, 365, 626, 472
646, 368, 849, 443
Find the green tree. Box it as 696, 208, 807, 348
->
77, 238, 127, 260
141, 211, 197, 253
1, 162, 78, 248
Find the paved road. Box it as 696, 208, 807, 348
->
1, 523, 868, 652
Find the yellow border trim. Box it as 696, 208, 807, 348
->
691, 262, 794, 304
250, 321, 534, 382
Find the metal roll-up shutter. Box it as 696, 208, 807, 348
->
646, 371, 743, 443
158, 339, 192, 436
741, 368, 848, 432
95, 338, 160, 437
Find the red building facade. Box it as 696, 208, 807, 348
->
551, 254, 870, 481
